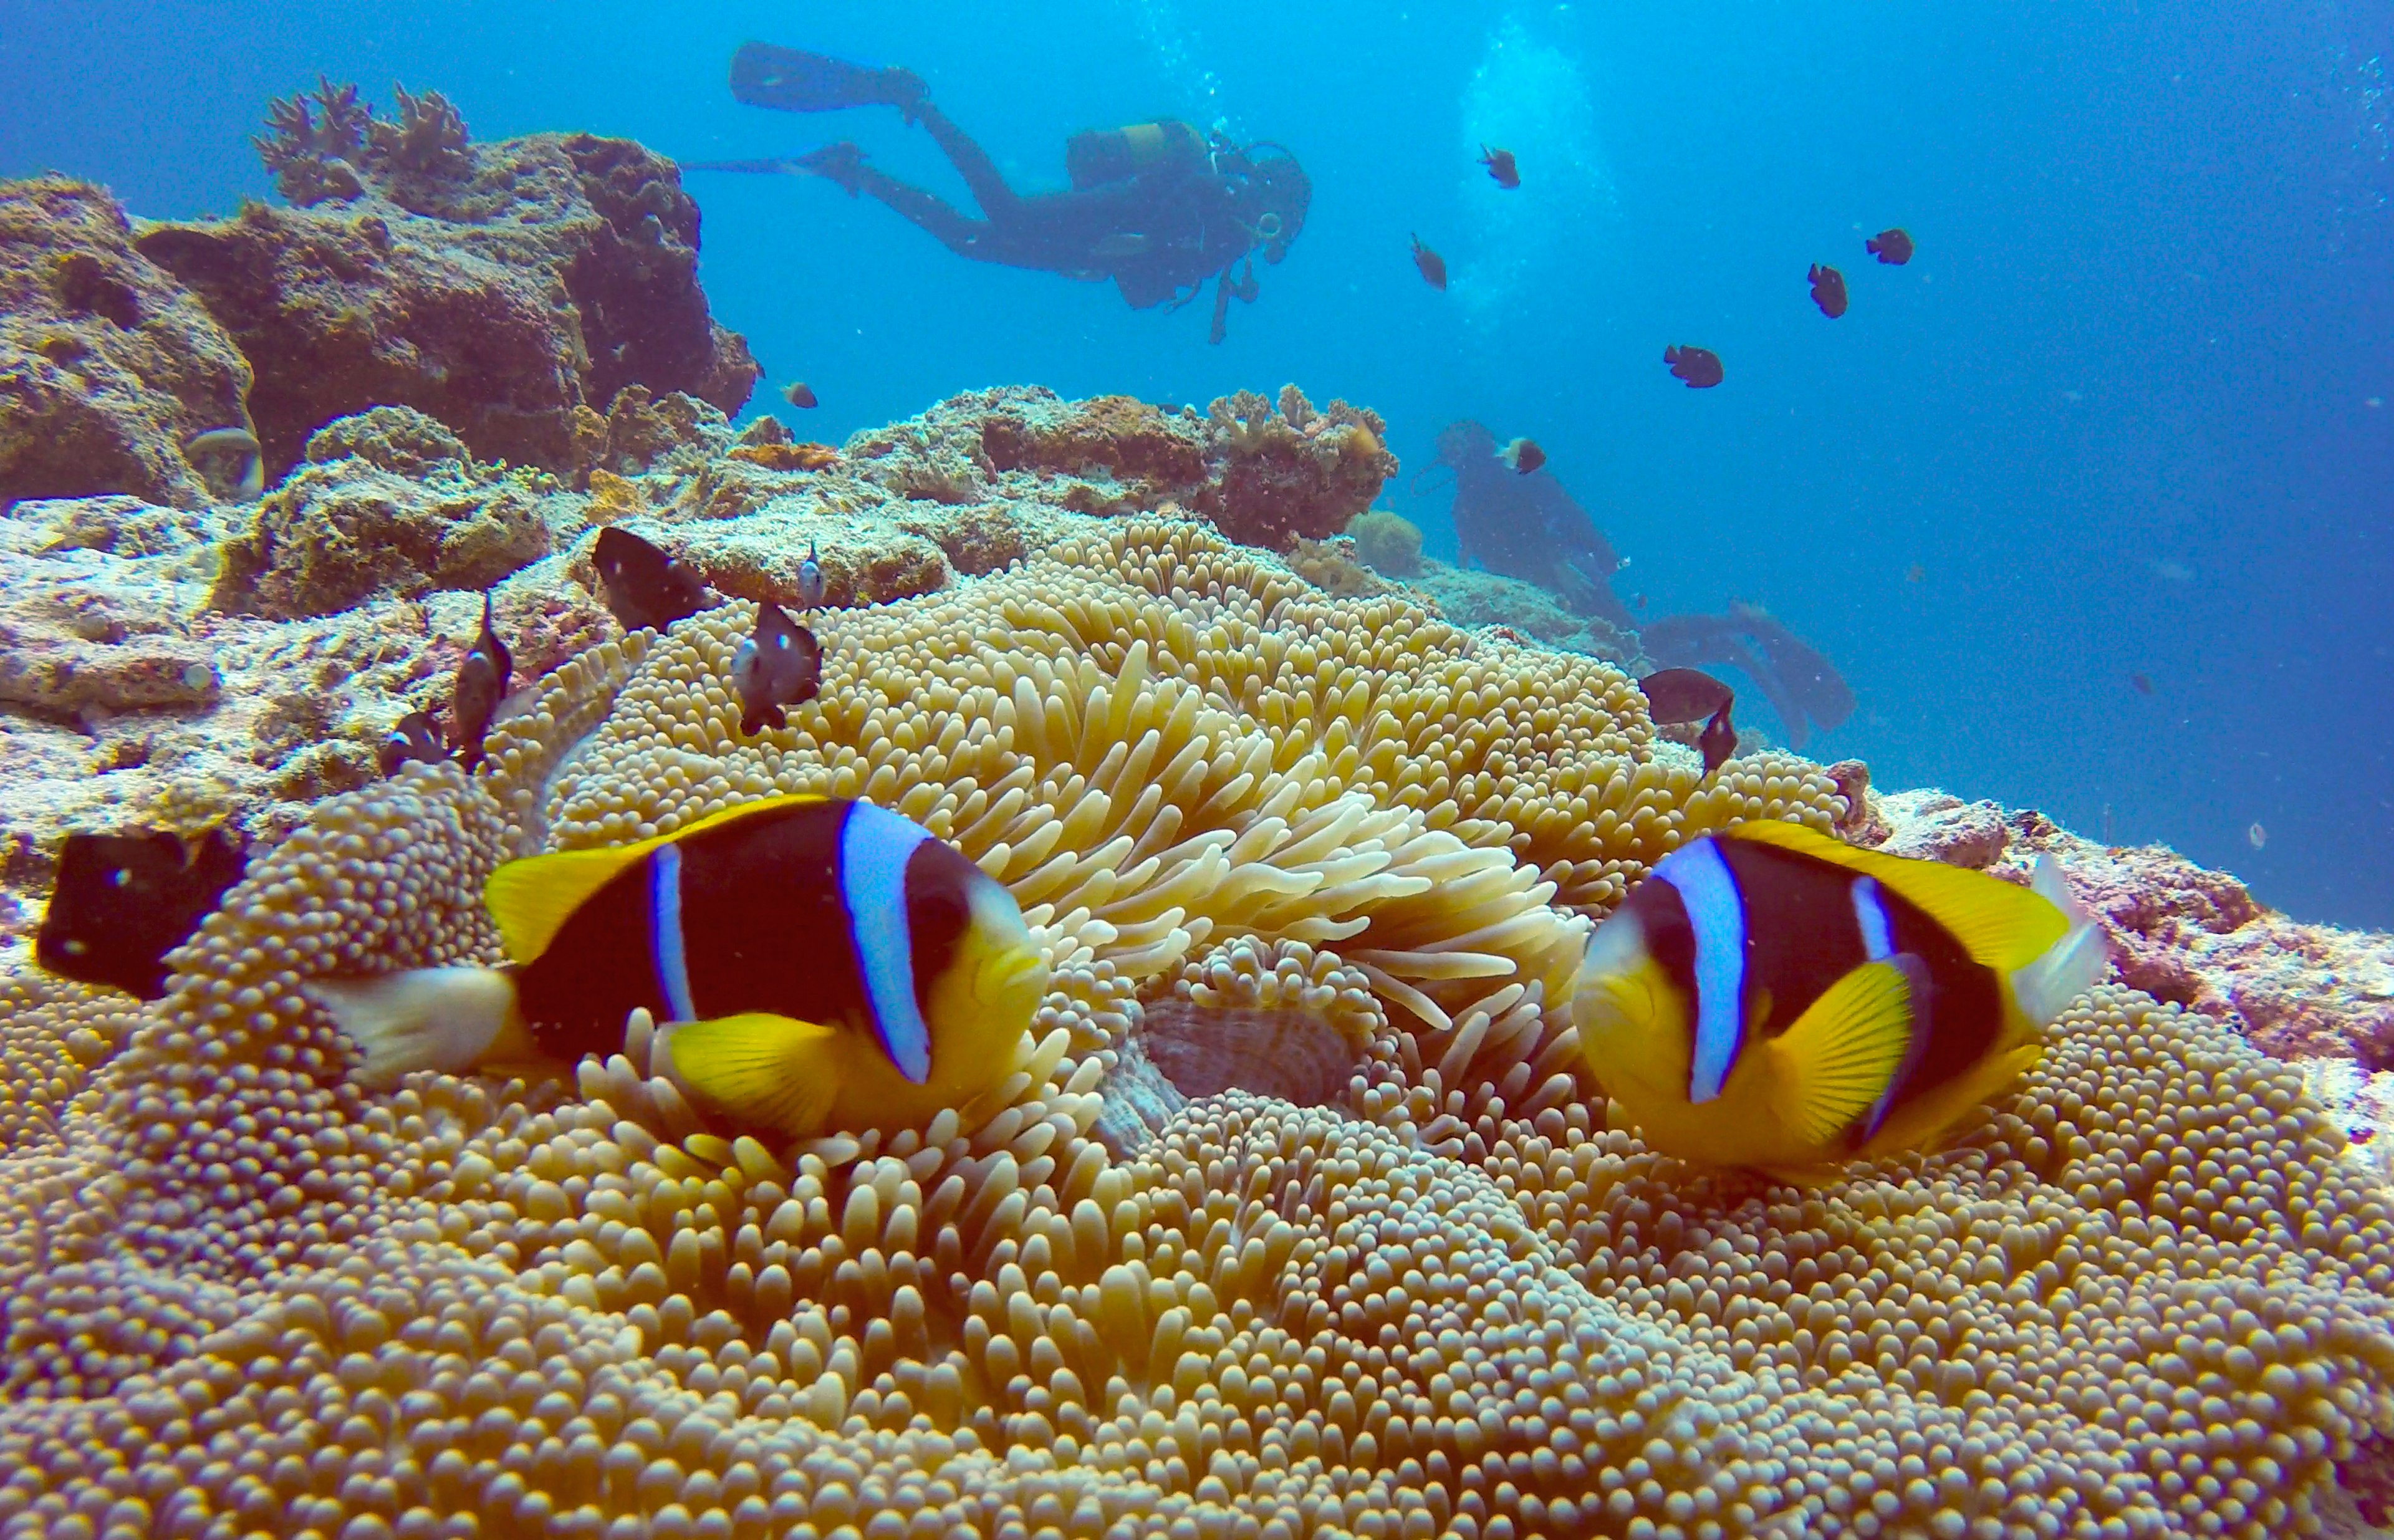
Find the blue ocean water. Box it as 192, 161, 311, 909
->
7, 0, 2391, 926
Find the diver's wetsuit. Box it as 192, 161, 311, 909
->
698, 44, 1305, 340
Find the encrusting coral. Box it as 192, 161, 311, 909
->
1, 508, 2391, 1539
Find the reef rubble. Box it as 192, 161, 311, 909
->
0, 380, 2392, 1538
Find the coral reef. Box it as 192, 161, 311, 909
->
0, 179, 256, 510
2, 385, 2393, 1539
132, 92, 758, 481
1412, 559, 1648, 671
209, 407, 557, 619
962, 385, 1398, 549
1203, 385, 1398, 548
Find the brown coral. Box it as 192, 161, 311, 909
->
0, 178, 256, 509
133, 127, 758, 479
1200, 386, 1399, 549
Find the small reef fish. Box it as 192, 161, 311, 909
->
797, 539, 825, 610
1479, 146, 1520, 189
1665, 345, 1724, 389
730, 600, 824, 735
1640, 668, 1739, 779
594, 526, 711, 633
1696, 703, 1738, 779
183, 427, 266, 503
1905, 564, 1925, 584
305, 796, 1050, 1139
1638, 667, 1734, 726
449, 592, 512, 771
1867, 228, 1914, 265
378, 710, 447, 777
2248, 822, 2267, 851
1410, 234, 1447, 290
782, 382, 819, 410
36, 825, 249, 1000
2130, 673, 2155, 696
1808, 262, 1848, 319
1570, 818, 2106, 1181
1499, 436, 1546, 475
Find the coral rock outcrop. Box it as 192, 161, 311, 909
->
0, 178, 256, 511
132, 85, 757, 481
209, 406, 557, 618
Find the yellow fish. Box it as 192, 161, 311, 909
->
1570, 819, 2105, 1182
307, 795, 1049, 1138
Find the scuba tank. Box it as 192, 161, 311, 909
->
1065, 121, 1207, 189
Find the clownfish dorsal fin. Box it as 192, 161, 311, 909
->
1761, 958, 1916, 1148
663, 1013, 842, 1136
485, 793, 830, 964
1721, 819, 2067, 973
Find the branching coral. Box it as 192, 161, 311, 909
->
0, 519, 2388, 1540
368, 86, 473, 178
252, 78, 372, 205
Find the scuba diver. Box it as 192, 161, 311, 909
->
686, 44, 1312, 344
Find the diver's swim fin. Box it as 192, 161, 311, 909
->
730, 42, 926, 115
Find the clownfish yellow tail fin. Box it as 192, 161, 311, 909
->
663, 1013, 842, 1137
1762, 960, 1916, 1147
304, 966, 536, 1089
2010, 854, 2108, 1025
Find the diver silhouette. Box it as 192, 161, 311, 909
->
687, 43, 1311, 344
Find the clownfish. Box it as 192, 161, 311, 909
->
306, 795, 1049, 1138
1570, 819, 2105, 1182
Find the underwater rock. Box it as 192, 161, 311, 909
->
0, 178, 256, 510
1431, 417, 1632, 627
1200, 384, 1398, 547
209, 407, 557, 618
1411, 557, 1647, 668
132, 126, 759, 480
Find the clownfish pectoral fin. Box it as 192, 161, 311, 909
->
661, 1013, 842, 1137
1722, 820, 2067, 973
1858, 1038, 2045, 1160
1762, 960, 1916, 1148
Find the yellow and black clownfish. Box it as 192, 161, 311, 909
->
1570, 819, 2105, 1183
307, 795, 1049, 1138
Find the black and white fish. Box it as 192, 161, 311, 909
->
594, 527, 710, 633
36, 825, 249, 1000
730, 600, 824, 736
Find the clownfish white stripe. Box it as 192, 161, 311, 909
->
651, 842, 698, 1024
1851, 876, 1895, 961
840, 802, 936, 1084
1658, 839, 1746, 1104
